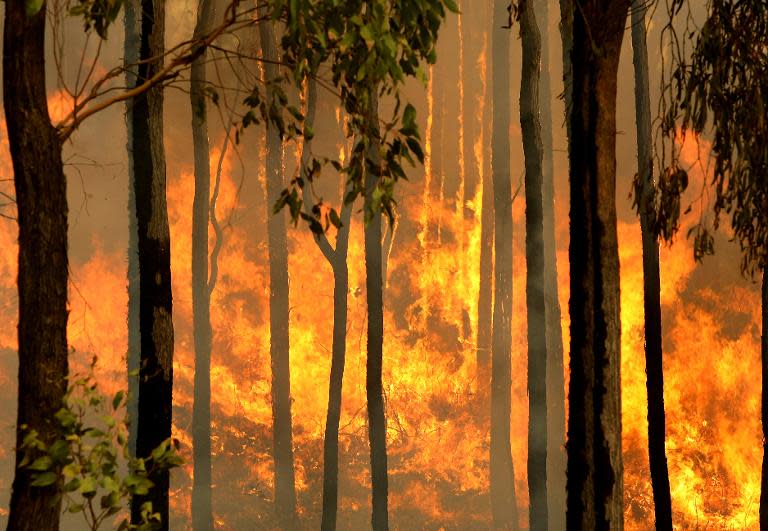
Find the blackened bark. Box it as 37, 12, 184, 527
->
537, 0, 566, 527
130, 0, 175, 526
4, 2, 69, 529
257, 18, 298, 526
565, 1, 628, 529
124, 0, 141, 458
520, 2, 548, 529
762, 269, 768, 529
490, 0, 519, 528
477, 5, 494, 380
364, 87, 389, 531
631, 1, 673, 528
428, 67, 445, 245
191, 0, 215, 528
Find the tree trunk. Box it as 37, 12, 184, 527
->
520, 1, 548, 530
477, 5, 494, 381
538, 0, 566, 527
4, 2, 69, 529
761, 268, 768, 529
257, 18, 298, 527
490, 0, 519, 528
364, 86, 389, 531
124, 0, 141, 459
191, 0, 215, 528
130, 0, 175, 526
296, 81, 356, 531
565, 2, 628, 528
631, 1, 673, 528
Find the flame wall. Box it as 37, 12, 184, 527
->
0, 1, 763, 529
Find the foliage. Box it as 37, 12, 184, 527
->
19, 359, 183, 531
249, 0, 457, 230
655, 0, 768, 276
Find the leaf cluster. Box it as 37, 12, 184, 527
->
246, 0, 457, 232
19, 359, 183, 531
658, 0, 768, 276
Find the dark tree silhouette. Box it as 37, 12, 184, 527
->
520, 1, 548, 529
565, 0, 629, 527
129, 0, 175, 526
4, 2, 69, 528
363, 84, 389, 531
631, 0, 673, 528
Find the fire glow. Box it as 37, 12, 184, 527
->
0, 31, 762, 531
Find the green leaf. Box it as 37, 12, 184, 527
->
443, 0, 459, 13
28, 456, 53, 472
25, 0, 44, 17
112, 390, 125, 411
30, 471, 57, 487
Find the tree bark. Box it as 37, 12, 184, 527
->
124, 0, 141, 459
296, 81, 356, 531
364, 85, 389, 531
191, 0, 216, 528
130, 0, 175, 526
520, 2, 548, 530
257, 18, 298, 527
565, 1, 628, 529
538, 0, 566, 527
631, 1, 673, 528
762, 268, 768, 529
490, 0, 519, 528
4, 2, 69, 529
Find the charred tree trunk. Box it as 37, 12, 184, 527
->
124, 0, 141, 458
364, 86, 389, 531
258, 19, 298, 526
520, 1, 548, 529
490, 0, 519, 528
538, 0, 566, 526
565, 1, 628, 528
631, 1, 673, 528
130, 0, 175, 526
477, 7, 494, 381
762, 268, 768, 529
191, 0, 215, 528
4, 3, 69, 529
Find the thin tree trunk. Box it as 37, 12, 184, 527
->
520, 1, 548, 529
191, 0, 215, 528
490, 0, 519, 528
4, 2, 69, 529
761, 268, 768, 529
257, 18, 297, 526
297, 81, 355, 531
124, 0, 141, 459
565, 2, 628, 528
364, 85, 389, 531
558, 0, 573, 145
130, 0, 175, 526
538, 0, 566, 527
631, 1, 673, 528
477, 5, 494, 381
461, 0, 481, 221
